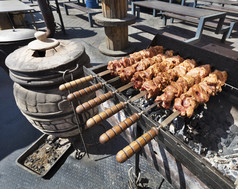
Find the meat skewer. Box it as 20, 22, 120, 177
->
119, 50, 174, 82
131, 55, 185, 90
60, 46, 163, 91
99, 64, 210, 144
155, 64, 211, 109
75, 51, 184, 113
173, 70, 227, 117
140, 59, 196, 99
86, 59, 197, 129
107, 46, 164, 75
115, 70, 227, 163
67, 50, 174, 100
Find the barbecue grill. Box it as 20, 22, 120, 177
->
63, 33, 238, 189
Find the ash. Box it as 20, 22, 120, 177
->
124, 88, 238, 183
24, 136, 71, 175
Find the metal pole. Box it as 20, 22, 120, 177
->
37, 0, 56, 37
135, 124, 142, 179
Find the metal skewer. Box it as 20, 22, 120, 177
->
116, 110, 181, 163
76, 82, 135, 114
99, 101, 159, 144
59, 69, 111, 91
66, 76, 120, 101
86, 91, 147, 129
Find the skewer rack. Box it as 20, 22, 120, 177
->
81, 33, 238, 189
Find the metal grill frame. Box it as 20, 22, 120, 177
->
83, 34, 237, 189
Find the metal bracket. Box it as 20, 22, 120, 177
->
60, 65, 90, 158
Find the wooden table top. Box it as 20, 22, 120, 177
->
133, 1, 226, 18
0, 1, 34, 13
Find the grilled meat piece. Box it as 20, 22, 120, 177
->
173, 70, 227, 117
132, 55, 185, 89
139, 59, 196, 99
119, 50, 175, 82
155, 64, 211, 108
107, 46, 164, 74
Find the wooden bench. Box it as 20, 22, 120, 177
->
64, 2, 101, 27
130, 23, 188, 41
131, 1, 229, 44
162, 12, 232, 38
193, 1, 238, 38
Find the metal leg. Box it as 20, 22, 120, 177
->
64, 4, 69, 15
159, 10, 163, 19
131, 2, 135, 15
29, 10, 38, 30
163, 16, 167, 26
88, 13, 93, 27
55, 0, 66, 34
193, 0, 197, 8
221, 29, 229, 43
226, 22, 235, 38
185, 13, 226, 44
185, 17, 205, 44
153, 9, 157, 17
215, 16, 225, 34
7, 13, 16, 29
181, 0, 185, 6
137, 8, 140, 18
135, 125, 142, 181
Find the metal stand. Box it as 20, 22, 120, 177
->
128, 124, 143, 188
60, 66, 89, 158
135, 124, 142, 179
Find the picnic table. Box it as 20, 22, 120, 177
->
0, 0, 36, 29
131, 1, 229, 44
193, 0, 238, 7
193, 0, 238, 38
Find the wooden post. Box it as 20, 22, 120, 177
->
95, 0, 136, 56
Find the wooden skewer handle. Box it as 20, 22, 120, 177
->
116, 127, 159, 163
76, 91, 114, 114
99, 113, 141, 144
86, 102, 126, 129
67, 83, 103, 101
59, 75, 94, 91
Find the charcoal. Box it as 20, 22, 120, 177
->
126, 88, 139, 97
169, 123, 176, 134
230, 125, 238, 133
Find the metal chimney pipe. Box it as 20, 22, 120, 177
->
37, 0, 56, 37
